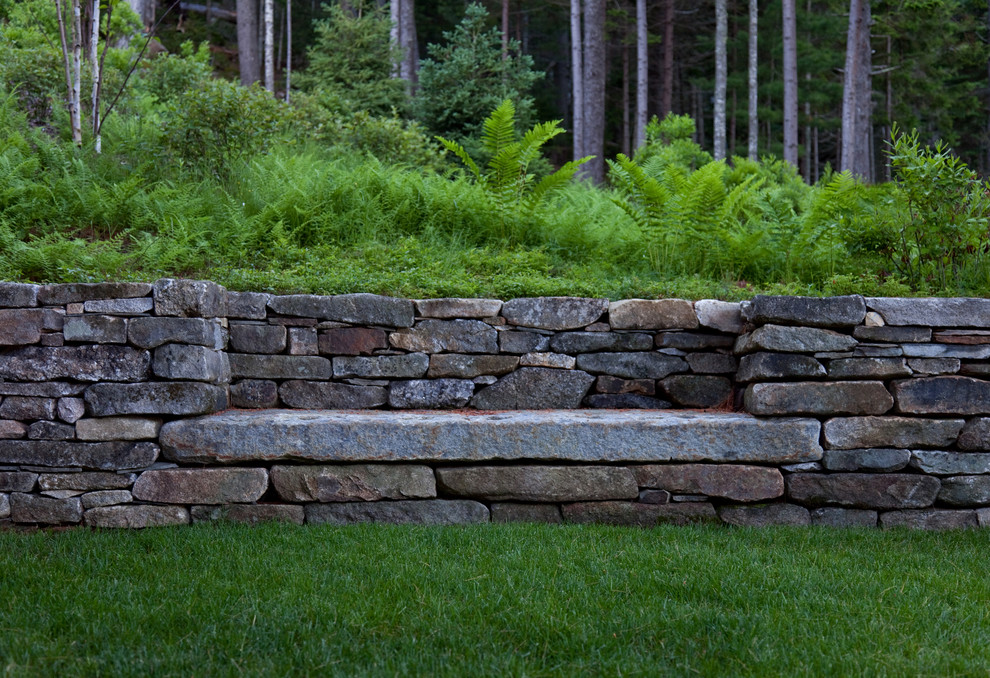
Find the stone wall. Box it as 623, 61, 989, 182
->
2, 279, 990, 530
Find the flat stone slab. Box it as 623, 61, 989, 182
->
823, 416, 964, 449
436, 465, 638, 502
160, 410, 823, 464
85, 504, 189, 528
502, 297, 608, 330
633, 464, 784, 502
268, 293, 414, 327
133, 468, 268, 504
0, 441, 158, 470
742, 295, 866, 328
786, 473, 940, 509
305, 499, 489, 525
562, 501, 718, 526
271, 464, 436, 502
744, 381, 893, 416
866, 297, 990, 328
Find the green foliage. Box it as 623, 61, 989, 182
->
633, 114, 712, 172
134, 41, 213, 105
294, 2, 406, 116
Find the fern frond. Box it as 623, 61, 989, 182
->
436, 136, 482, 181
481, 99, 517, 157
524, 156, 592, 211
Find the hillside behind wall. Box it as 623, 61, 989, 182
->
2, 280, 990, 529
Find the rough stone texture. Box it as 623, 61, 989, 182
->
10, 493, 82, 523
38, 472, 135, 491
160, 410, 823, 464
0, 309, 45, 345
227, 291, 271, 320
390, 319, 497, 354
594, 376, 655, 395
190, 504, 305, 525
133, 468, 268, 504
491, 503, 562, 523
229, 323, 287, 354
63, 315, 127, 344
735, 324, 858, 354
318, 328, 388, 356
809, 507, 878, 527
937, 476, 990, 506
502, 297, 608, 331
0, 421, 27, 439
305, 499, 489, 525
153, 279, 227, 318
786, 473, 940, 509
880, 509, 979, 530
633, 464, 784, 502
0, 282, 39, 308
81, 490, 133, 509
153, 345, 230, 384
900, 343, 990, 359
519, 352, 576, 369
230, 354, 333, 380
867, 297, 990, 328
85, 382, 228, 416
823, 416, 965, 449
958, 418, 990, 450
584, 394, 670, 409
128, 317, 226, 349
742, 295, 865, 327
828, 358, 912, 380
718, 503, 811, 526
853, 326, 931, 343
0, 346, 150, 382
0, 472, 37, 492
427, 354, 518, 378
268, 293, 414, 327
892, 376, 990, 415
27, 421, 74, 440
0, 396, 56, 420
934, 330, 990, 344
0, 382, 86, 397
0, 493, 8, 519
822, 449, 911, 472
657, 332, 734, 351
962, 364, 990, 378
499, 331, 550, 354
271, 464, 435, 502
39, 282, 152, 305
333, 354, 429, 379
639, 489, 672, 504
470, 368, 594, 409
288, 328, 318, 355
75, 417, 161, 441
736, 352, 826, 382
436, 465, 638, 502
694, 300, 743, 334
907, 358, 959, 376
608, 299, 698, 330
562, 501, 717, 526
281, 381, 386, 409
575, 352, 687, 379
80, 298, 152, 316
745, 381, 892, 416
85, 504, 189, 528
389, 379, 474, 409
685, 353, 737, 374
230, 380, 279, 409
57, 397, 85, 424
549, 332, 653, 353
910, 451, 990, 475
660, 375, 732, 408
0, 440, 157, 470
415, 298, 503, 319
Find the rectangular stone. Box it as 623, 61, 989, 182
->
190, 504, 304, 525
271, 464, 436, 502
427, 354, 519, 378
436, 465, 638, 502
333, 354, 429, 379
84, 504, 189, 528
562, 501, 717, 526
152, 344, 230, 383
810, 507, 878, 527
735, 324, 857, 354
0, 471, 37, 492
787, 473, 940, 509
853, 326, 931, 343
82, 298, 154, 315
38, 283, 152, 305
133, 468, 268, 504
608, 299, 697, 330
901, 344, 990, 359
823, 417, 964, 449
742, 295, 866, 327
934, 330, 990, 345
10, 493, 82, 524
76, 417, 163, 441
0, 383, 87, 397
867, 297, 990, 328
0, 396, 57, 420
153, 279, 227, 318
0, 441, 158, 470
633, 464, 784, 502
0, 309, 44, 345
81, 489, 133, 509
230, 354, 332, 380
288, 327, 318, 355
0, 346, 150, 382
63, 315, 127, 343
744, 381, 893, 416
38, 472, 136, 491
305, 499, 489, 525
268, 293, 414, 327
318, 328, 388, 356
415, 298, 503, 318
0, 283, 39, 308
85, 382, 228, 416
229, 323, 287, 354
892, 376, 990, 415
128, 317, 226, 349
227, 291, 271, 320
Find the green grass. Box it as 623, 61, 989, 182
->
2, 522, 990, 676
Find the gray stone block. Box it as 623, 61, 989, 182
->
736, 352, 826, 382
550, 332, 653, 353
84, 504, 189, 528
229, 323, 287, 354
608, 299, 698, 330
0, 396, 56, 420
153, 278, 226, 318
562, 501, 717, 526
502, 297, 608, 331
57, 397, 85, 424
686, 352, 737, 374
575, 352, 687, 379
823, 416, 965, 450
39, 472, 135, 491
230, 380, 279, 408
271, 464, 435, 502
499, 330, 551, 354
416, 298, 503, 318
10, 493, 82, 523
305, 499, 489, 525
822, 449, 911, 472
427, 354, 519, 378
318, 328, 388, 356
470, 367, 594, 409
892, 376, 990, 415
519, 352, 575, 369
901, 343, 990, 359
389, 319, 497, 354
657, 332, 734, 350
280, 381, 386, 409
190, 503, 305, 525
735, 324, 857, 354
128, 317, 226, 349
718, 503, 811, 526
0, 382, 86, 397
594, 376, 655, 395
0, 421, 27, 439
389, 379, 474, 409
63, 315, 127, 344
0, 309, 45, 345
852, 326, 931, 343
85, 382, 228, 416
133, 468, 268, 504
227, 291, 271, 320
81, 490, 133, 509
0, 282, 39, 308
634, 464, 784, 502
82, 298, 154, 315
491, 503, 563, 523
584, 394, 671, 409
268, 293, 414, 327
153, 344, 230, 383
866, 297, 990, 328
828, 358, 912, 379
742, 295, 865, 327
910, 451, 990, 475
809, 507, 878, 527
906, 358, 959, 375
0, 471, 37, 492
230, 354, 333, 380
880, 509, 978, 530
0, 440, 158, 470
937, 475, 990, 506
333, 353, 428, 379
288, 327, 318, 355
38, 283, 152, 305
745, 381, 893, 416
437, 465, 638, 502
27, 421, 74, 440
0, 493, 8, 519
694, 300, 743, 334
958, 417, 990, 450
786, 473, 940, 509
660, 375, 732, 408
75, 417, 161, 441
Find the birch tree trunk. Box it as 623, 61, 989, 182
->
782, 0, 798, 167
502, 0, 510, 58
583, 0, 606, 182
399, 0, 418, 91
571, 0, 585, 161
390, 0, 400, 78
71, 0, 83, 146
90, 0, 101, 152
661, 0, 674, 115
748, 0, 758, 160
285, 0, 292, 102
841, 0, 872, 178
264, 0, 274, 92
237, 0, 261, 85
635, 0, 648, 151
713, 0, 727, 161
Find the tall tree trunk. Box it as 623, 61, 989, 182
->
390, 0, 400, 78
635, 0, 648, 150
622, 37, 631, 157
237, 0, 260, 85
782, 0, 798, 167
125, 0, 154, 28
264, 0, 274, 91
71, 0, 83, 146
713, 0, 727, 160
399, 0, 418, 91
571, 0, 585, 161
748, 0, 758, 160
841, 0, 872, 179
90, 0, 101, 152
502, 0, 509, 58
583, 0, 606, 182
285, 0, 292, 102
662, 0, 674, 115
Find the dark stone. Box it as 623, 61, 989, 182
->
38, 282, 152, 305
718, 503, 811, 526
81, 490, 132, 509
389, 379, 474, 409
786, 473, 940, 509
608, 299, 697, 330
853, 326, 932, 343
318, 328, 388, 356
280, 381, 386, 409
27, 421, 74, 440
634, 464, 784, 502
961, 364, 990, 378
0, 471, 36, 492
0, 382, 86, 397
227, 291, 271, 320
639, 489, 671, 504
38, 472, 135, 491
152, 278, 227, 318
10, 493, 82, 523
470, 367, 594, 409
230, 380, 279, 409
736, 352, 825, 382
82, 298, 154, 315
828, 358, 912, 380
85, 382, 228, 416
133, 468, 268, 504
745, 381, 893, 416
0, 441, 158, 470
230, 354, 333, 380
288, 327, 318, 355
686, 352, 737, 374
958, 417, 990, 450
0, 397, 56, 420
333, 354, 429, 379
822, 449, 911, 472
490, 503, 562, 523
809, 507, 878, 527
937, 476, 990, 506
128, 317, 226, 349
562, 501, 717, 526
0, 346, 149, 383
62, 315, 127, 344
389, 319, 497, 354
823, 416, 964, 450
907, 358, 960, 375
498, 331, 550, 354
229, 323, 286, 354
893, 376, 990, 415
190, 504, 304, 525
0, 421, 27, 439
880, 509, 979, 530
594, 376, 655, 395
910, 451, 990, 475
0, 282, 39, 308
502, 297, 608, 331
584, 394, 671, 409
661, 375, 732, 408
305, 499, 489, 525
415, 298, 503, 318
271, 464, 435, 502
57, 397, 85, 423
742, 295, 866, 327
85, 504, 189, 528
75, 417, 161, 442
866, 297, 990, 328
734, 324, 857, 354
934, 330, 990, 345
268, 293, 415, 327
427, 354, 519, 378
436, 465, 638, 502
0, 309, 45, 345
153, 344, 230, 383
549, 332, 653, 354
656, 332, 734, 350
900, 343, 990, 359
576, 352, 686, 379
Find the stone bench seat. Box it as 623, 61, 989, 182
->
160, 410, 823, 465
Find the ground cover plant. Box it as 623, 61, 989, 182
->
1, 522, 990, 676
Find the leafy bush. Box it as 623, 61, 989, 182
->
633, 114, 712, 172
135, 41, 213, 105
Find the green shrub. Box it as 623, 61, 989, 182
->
134, 41, 213, 105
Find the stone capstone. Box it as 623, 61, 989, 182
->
880, 509, 979, 530
608, 299, 698, 330
389, 379, 474, 409
469, 367, 594, 409
735, 324, 858, 354
319, 328, 388, 356
735, 352, 826, 382
333, 354, 429, 379
389, 319, 497, 354
633, 464, 784, 502
786, 473, 940, 509
742, 295, 866, 327
190, 504, 304, 525
435, 465, 638, 502
0, 282, 39, 308
561, 501, 717, 526
10, 493, 82, 523
501, 297, 608, 331
84, 504, 189, 528
717, 503, 811, 526
39, 282, 152, 305
85, 382, 228, 416
937, 476, 990, 506
694, 300, 743, 334
227, 291, 271, 320
892, 376, 990, 415
82, 297, 155, 315
153, 344, 230, 383
230, 354, 333, 380
268, 293, 415, 327
660, 375, 732, 408
153, 278, 227, 318
229, 323, 287, 354
549, 332, 653, 354
75, 417, 161, 441
866, 297, 990, 328
415, 298, 503, 318
128, 317, 226, 349
744, 381, 893, 416
280, 381, 386, 409
958, 418, 990, 450
910, 451, 990, 475
305, 499, 489, 525
271, 464, 436, 502
0, 440, 158, 470
575, 352, 686, 379
132, 468, 268, 504
0, 346, 150, 382
427, 354, 519, 378
823, 416, 965, 450
822, 449, 911, 472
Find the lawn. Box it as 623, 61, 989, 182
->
1, 522, 989, 676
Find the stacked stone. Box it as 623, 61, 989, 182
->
735, 295, 990, 529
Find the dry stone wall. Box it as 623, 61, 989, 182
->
2, 279, 990, 530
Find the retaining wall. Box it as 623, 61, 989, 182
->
2, 279, 990, 529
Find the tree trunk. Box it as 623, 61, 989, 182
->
71, 0, 83, 146
399, 0, 418, 91
285, 0, 292, 102
782, 0, 798, 167
748, 0, 758, 160
237, 0, 261, 85
841, 0, 872, 179
713, 0, 727, 160
125, 0, 154, 28
583, 0, 606, 182
622, 37, 631, 157
90, 0, 101, 152
390, 0, 400, 78
662, 0, 674, 115
264, 0, 274, 92
571, 0, 584, 161
635, 0, 648, 150
502, 0, 510, 58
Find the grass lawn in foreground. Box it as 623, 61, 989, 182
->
1, 522, 989, 676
